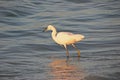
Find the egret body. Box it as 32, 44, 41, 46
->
44, 25, 85, 57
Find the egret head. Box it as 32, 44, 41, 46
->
43, 25, 55, 32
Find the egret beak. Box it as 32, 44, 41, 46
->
43, 27, 47, 32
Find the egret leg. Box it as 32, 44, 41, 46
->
72, 44, 80, 57
64, 45, 69, 58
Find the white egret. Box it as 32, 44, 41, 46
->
43, 25, 85, 57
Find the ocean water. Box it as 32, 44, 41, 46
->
0, 0, 120, 80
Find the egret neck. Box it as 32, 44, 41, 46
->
51, 27, 57, 42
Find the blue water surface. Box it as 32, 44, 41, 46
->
0, 0, 120, 80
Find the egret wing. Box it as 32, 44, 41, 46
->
56, 32, 77, 45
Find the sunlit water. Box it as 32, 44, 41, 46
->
0, 0, 120, 80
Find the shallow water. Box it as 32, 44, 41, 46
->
0, 0, 120, 80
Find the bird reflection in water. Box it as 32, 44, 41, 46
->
49, 58, 85, 80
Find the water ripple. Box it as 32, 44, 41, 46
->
0, 0, 120, 80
